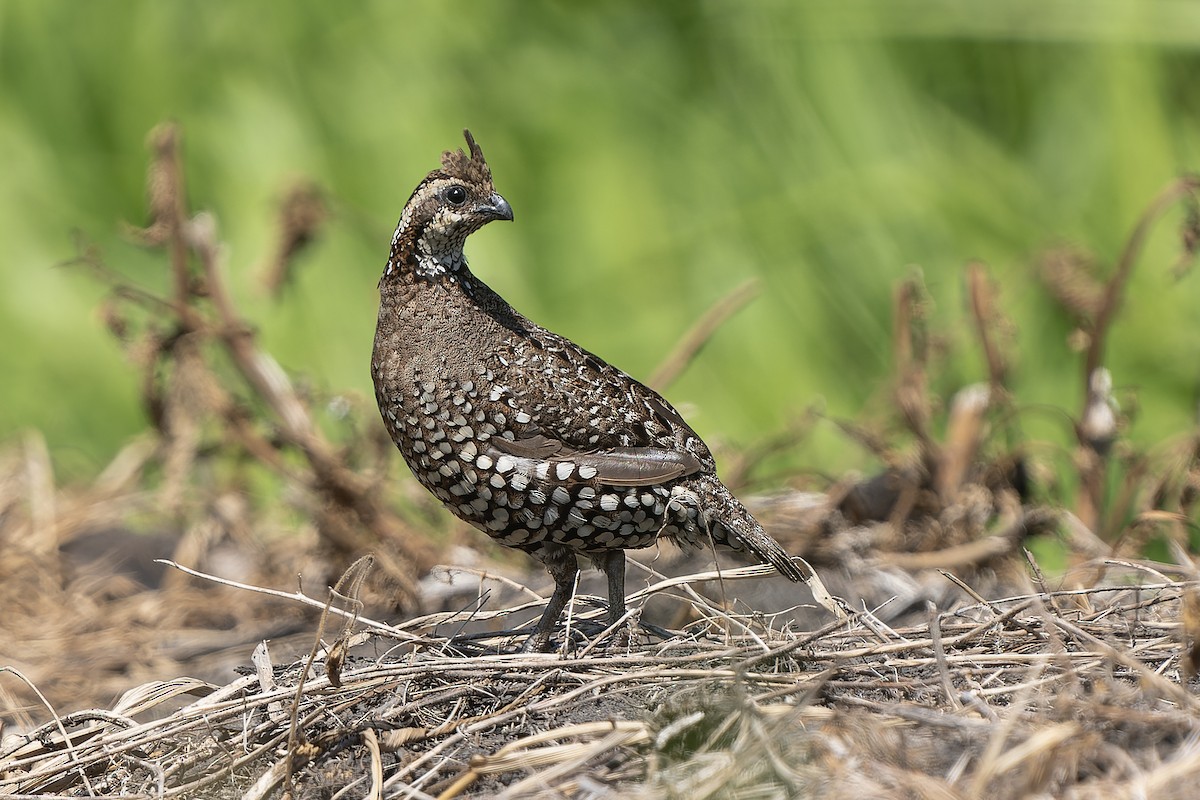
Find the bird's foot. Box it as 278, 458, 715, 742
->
518, 618, 633, 654
520, 629, 556, 654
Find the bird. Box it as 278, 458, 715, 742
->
372, 130, 812, 651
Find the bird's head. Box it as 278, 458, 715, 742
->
386, 130, 513, 281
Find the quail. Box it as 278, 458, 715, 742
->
372, 131, 812, 651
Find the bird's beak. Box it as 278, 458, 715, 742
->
478, 192, 514, 222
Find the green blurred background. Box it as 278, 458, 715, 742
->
2, 1, 1199, 484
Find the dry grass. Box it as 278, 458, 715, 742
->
1, 560, 1198, 799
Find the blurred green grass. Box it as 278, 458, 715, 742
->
2, 0, 1199, 482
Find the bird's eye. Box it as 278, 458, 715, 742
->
444, 186, 467, 206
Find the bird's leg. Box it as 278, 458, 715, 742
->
527, 547, 579, 652
601, 549, 629, 646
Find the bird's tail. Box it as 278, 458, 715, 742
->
693, 475, 811, 583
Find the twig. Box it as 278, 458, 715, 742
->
1084, 174, 1200, 387
284, 588, 342, 796
647, 278, 760, 391
156, 559, 427, 643
260, 180, 328, 298
147, 124, 202, 333
965, 262, 1009, 391
927, 601, 961, 710
0, 667, 96, 796
892, 275, 937, 461
362, 728, 384, 800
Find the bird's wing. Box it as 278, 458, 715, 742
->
473, 323, 714, 478
486, 434, 702, 486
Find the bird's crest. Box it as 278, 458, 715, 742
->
440, 129, 492, 185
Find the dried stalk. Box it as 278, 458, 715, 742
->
117, 123, 437, 605
647, 278, 760, 391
